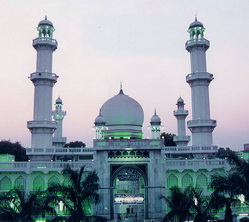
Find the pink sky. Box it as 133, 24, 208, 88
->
0, 0, 248, 150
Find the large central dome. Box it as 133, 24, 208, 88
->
100, 89, 144, 139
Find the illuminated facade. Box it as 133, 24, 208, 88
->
0, 17, 249, 222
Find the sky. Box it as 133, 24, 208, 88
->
0, 0, 249, 150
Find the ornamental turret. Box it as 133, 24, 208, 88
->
52, 97, 67, 147
27, 17, 58, 149
93, 110, 107, 139
186, 18, 216, 146
149, 109, 163, 139
173, 97, 190, 146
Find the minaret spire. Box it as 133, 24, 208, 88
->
186, 19, 216, 146
173, 97, 190, 146
27, 18, 58, 149
52, 97, 67, 147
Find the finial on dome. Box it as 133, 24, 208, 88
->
195, 14, 198, 21
154, 108, 157, 115
119, 81, 124, 95
45, 15, 47, 20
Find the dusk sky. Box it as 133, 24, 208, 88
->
0, 0, 249, 150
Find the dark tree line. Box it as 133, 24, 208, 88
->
0, 140, 29, 161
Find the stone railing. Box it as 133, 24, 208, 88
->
164, 145, 218, 153
0, 161, 94, 173
165, 158, 228, 172
26, 147, 94, 154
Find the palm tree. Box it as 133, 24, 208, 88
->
161, 186, 225, 222
0, 188, 56, 222
48, 164, 101, 222
191, 188, 226, 222
160, 186, 194, 222
219, 149, 249, 203
210, 172, 242, 221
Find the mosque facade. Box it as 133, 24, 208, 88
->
0, 17, 248, 221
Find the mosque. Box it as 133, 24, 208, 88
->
0, 17, 248, 221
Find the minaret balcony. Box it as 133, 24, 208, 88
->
173, 136, 191, 142
33, 37, 58, 50
30, 72, 58, 82
173, 110, 188, 116
187, 119, 217, 128
185, 38, 209, 51
27, 120, 57, 129
186, 72, 213, 83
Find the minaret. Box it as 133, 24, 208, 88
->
173, 97, 190, 146
149, 109, 163, 139
27, 17, 58, 148
93, 110, 107, 139
52, 97, 67, 147
185, 18, 216, 146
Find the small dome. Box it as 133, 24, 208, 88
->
189, 18, 203, 29
177, 97, 184, 104
100, 88, 144, 139
38, 16, 54, 27
150, 110, 161, 125
95, 110, 106, 125
56, 97, 62, 104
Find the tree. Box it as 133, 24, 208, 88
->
160, 133, 176, 146
191, 188, 226, 222
161, 186, 225, 222
48, 165, 100, 222
160, 186, 194, 222
64, 141, 86, 148
210, 173, 241, 222
215, 149, 249, 204
0, 189, 56, 222
0, 140, 29, 161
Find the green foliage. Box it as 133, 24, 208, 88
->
0, 140, 29, 161
64, 141, 86, 148
160, 133, 176, 147
48, 165, 100, 222
0, 189, 56, 222
161, 186, 226, 222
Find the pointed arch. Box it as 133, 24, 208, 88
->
14, 176, 26, 190
33, 176, 45, 190
0, 176, 12, 190
196, 173, 208, 187
167, 174, 178, 188
182, 173, 193, 187
48, 175, 60, 186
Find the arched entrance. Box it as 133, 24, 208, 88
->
111, 166, 147, 222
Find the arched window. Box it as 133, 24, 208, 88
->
14, 176, 26, 190
196, 173, 208, 187
182, 173, 193, 187
48, 175, 60, 187
0, 176, 12, 191
167, 174, 178, 188
33, 176, 45, 191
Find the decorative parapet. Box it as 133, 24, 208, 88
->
0, 161, 94, 173
165, 158, 229, 172
26, 147, 93, 155
163, 145, 218, 153
94, 139, 164, 150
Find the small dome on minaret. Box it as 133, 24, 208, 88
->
189, 17, 204, 29
56, 97, 62, 104
150, 109, 161, 125
177, 97, 184, 104
94, 110, 106, 126
38, 16, 54, 27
